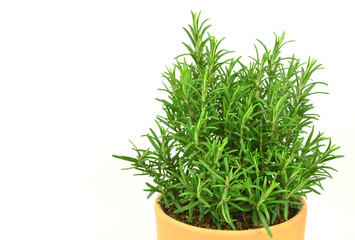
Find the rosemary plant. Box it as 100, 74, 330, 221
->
113, 11, 343, 237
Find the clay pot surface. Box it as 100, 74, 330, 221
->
155, 195, 307, 240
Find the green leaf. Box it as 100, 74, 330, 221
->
257, 209, 273, 237
112, 155, 136, 162
174, 200, 200, 213
221, 201, 236, 230
195, 160, 224, 182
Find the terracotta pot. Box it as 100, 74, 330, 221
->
155, 195, 307, 240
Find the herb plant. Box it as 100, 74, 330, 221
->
113, 11, 343, 237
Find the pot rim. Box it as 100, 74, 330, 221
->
155, 193, 307, 235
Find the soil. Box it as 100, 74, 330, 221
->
163, 204, 299, 230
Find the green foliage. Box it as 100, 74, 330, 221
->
113, 11, 343, 237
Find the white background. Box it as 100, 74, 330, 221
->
0, 0, 354, 239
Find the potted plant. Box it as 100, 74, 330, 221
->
113, 11, 343, 240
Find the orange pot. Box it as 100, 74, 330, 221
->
155, 195, 307, 240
